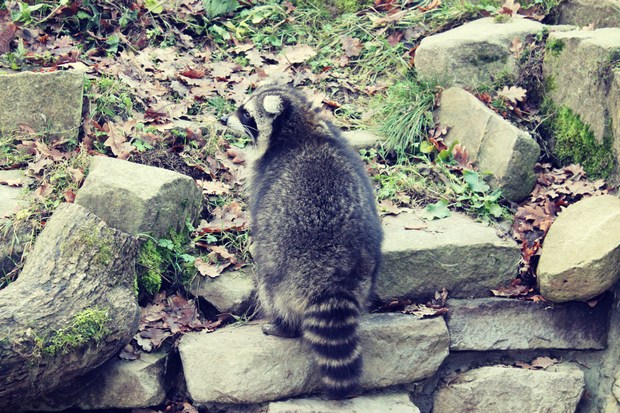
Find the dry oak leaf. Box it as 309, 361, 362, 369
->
372, 9, 407, 26
197, 180, 231, 196
245, 49, 265, 67
194, 256, 225, 278
279, 44, 317, 64
510, 37, 523, 57
419, 0, 442, 12
500, 0, 521, 15
340, 35, 363, 58
531, 356, 558, 370
498, 85, 527, 104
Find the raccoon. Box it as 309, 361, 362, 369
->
225, 85, 383, 399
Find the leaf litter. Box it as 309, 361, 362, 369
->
0, 3, 610, 409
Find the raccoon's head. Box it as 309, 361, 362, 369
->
224, 85, 306, 156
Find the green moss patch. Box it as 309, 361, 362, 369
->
137, 239, 164, 295
544, 101, 615, 179
43, 307, 110, 356
545, 38, 564, 57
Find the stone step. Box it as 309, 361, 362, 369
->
267, 391, 420, 413
377, 211, 520, 301
179, 314, 449, 404
192, 211, 520, 314
445, 296, 611, 351
433, 364, 585, 413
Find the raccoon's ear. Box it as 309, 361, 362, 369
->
263, 94, 284, 116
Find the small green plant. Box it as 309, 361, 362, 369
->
85, 76, 136, 122
42, 307, 110, 356
545, 38, 565, 57
137, 229, 197, 295
375, 76, 439, 159
204, 0, 239, 18
369, 143, 511, 223
542, 101, 615, 179
494, 14, 511, 23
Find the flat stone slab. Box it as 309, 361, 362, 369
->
416, 17, 544, 88
189, 266, 255, 314
436, 87, 539, 201
28, 351, 168, 410
268, 391, 420, 413
179, 314, 449, 404
434, 364, 585, 413
538, 195, 620, 302
445, 296, 611, 351
0, 71, 83, 139
75, 156, 202, 238
377, 212, 520, 301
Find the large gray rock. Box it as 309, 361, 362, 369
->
556, 0, 620, 29
445, 297, 611, 351
0, 170, 32, 218
27, 351, 168, 410
377, 211, 520, 301
416, 17, 544, 88
268, 391, 420, 413
179, 314, 449, 404
537, 195, 620, 302
0, 170, 33, 275
543, 28, 620, 144
75, 156, 202, 238
342, 130, 384, 150
433, 365, 585, 413
436, 87, 539, 201
189, 266, 255, 314
0, 71, 83, 140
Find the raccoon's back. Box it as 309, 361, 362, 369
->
250, 140, 381, 254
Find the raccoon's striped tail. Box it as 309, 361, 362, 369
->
303, 291, 362, 399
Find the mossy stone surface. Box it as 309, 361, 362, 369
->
0, 71, 84, 140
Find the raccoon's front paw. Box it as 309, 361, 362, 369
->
262, 322, 300, 338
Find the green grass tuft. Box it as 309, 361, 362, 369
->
375, 76, 439, 159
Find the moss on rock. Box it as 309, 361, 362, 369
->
137, 239, 163, 295
543, 101, 615, 179
43, 307, 110, 356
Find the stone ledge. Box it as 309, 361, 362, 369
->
378, 211, 520, 301
445, 296, 612, 351
179, 314, 449, 404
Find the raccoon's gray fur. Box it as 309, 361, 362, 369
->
226, 85, 383, 399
